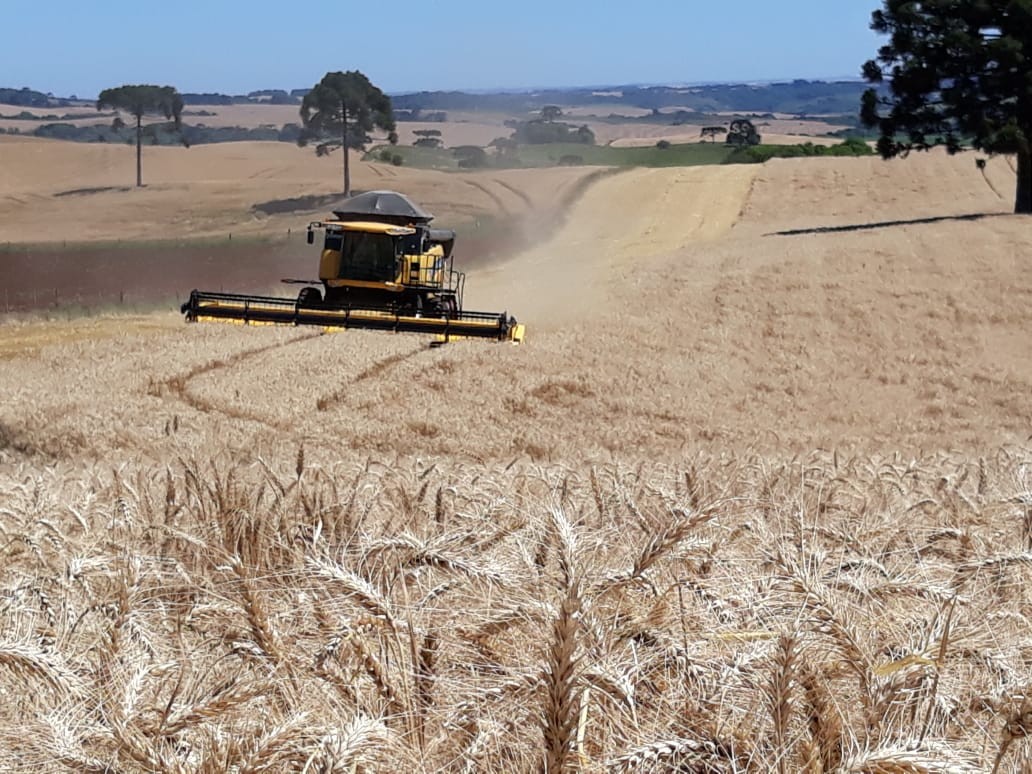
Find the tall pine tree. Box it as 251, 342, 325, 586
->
299, 71, 396, 196
96, 85, 183, 187
861, 1, 1032, 213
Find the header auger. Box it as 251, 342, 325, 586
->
181, 191, 524, 344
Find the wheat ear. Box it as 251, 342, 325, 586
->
766, 633, 801, 774
991, 691, 1032, 774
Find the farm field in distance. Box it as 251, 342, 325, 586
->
2, 98, 1032, 771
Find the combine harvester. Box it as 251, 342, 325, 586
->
181, 191, 524, 344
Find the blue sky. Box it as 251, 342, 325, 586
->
4, 1, 884, 97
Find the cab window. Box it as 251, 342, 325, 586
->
339, 232, 397, 281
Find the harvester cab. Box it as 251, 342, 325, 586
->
181, 191, 524, 344
301, 218, 463, 318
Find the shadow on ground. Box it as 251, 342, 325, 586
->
252, 192, 356, 216
767, 211, 1012, 237
54, 186, 133, 197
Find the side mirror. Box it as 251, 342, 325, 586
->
306, 229, 314, 245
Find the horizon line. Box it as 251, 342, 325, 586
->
6, 74, 868, 103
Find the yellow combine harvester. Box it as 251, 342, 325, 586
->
181, 191, 524, 343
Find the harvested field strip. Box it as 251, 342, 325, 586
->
468, 164, 756, 321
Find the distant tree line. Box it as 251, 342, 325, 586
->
0, 86, 310, 108
178, 90, 305, 105
726, 137, 873, 163
394, 109, 448, 122
5, 80, 888, 123
501, 110, 596, 145
0, 87, 68, 107
30, 121, 304, 145
0, 110, 117, 121
389, 80, 887, 118
508, 120, 595, 145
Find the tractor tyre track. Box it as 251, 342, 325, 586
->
151, 331, 322, 429
315, 345, 428, 411
465, 180, 509, 215
494, 179, 533, 209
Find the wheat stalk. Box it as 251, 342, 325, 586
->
766, 632, 801, 773
542, 507, 582, 773
798, 662, 844, 773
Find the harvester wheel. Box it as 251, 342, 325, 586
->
298, 287, 322, 306
441, 296, 458, 319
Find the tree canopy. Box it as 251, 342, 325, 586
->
96, 85, 183, 187
861, 0, 1032, 213
540, 105, 563, 121
299, 71, 396, 196
508, 120, 595, 145
725, 119, 761, 147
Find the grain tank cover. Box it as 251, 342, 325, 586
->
332, 190, 434, 225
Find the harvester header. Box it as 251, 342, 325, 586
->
180, 190, 524, 344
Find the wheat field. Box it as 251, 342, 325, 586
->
2, 143, 1032, 771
